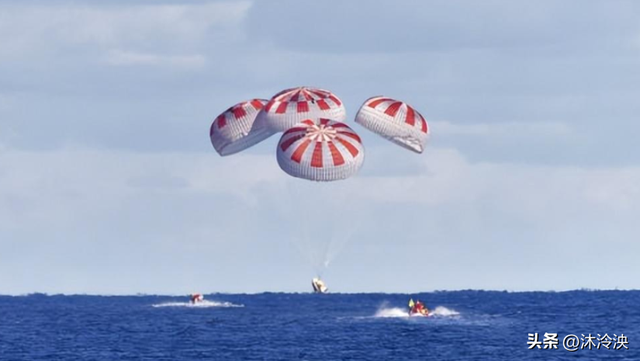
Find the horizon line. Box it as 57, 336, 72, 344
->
2, 287, 638, 297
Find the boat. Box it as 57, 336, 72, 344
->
408, 299, 430, 317
311, 277, 328, 293
409, 308, 430, 317
190, 293, 204, 304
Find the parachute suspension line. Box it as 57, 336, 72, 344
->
313, 181, 345, 275
270, 177, 314, 273
322, 178, 367, 270
294, 178, 319, 271
288, 179, 348, 276
324, 209, 365, 269
274, 115, 366, 277
284, 178, 324, 274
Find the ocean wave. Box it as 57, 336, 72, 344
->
151, 300, 244, 308
374, 306, 460, 318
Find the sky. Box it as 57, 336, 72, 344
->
1, 0, 640, 295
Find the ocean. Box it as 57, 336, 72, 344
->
1, 291, 638, 360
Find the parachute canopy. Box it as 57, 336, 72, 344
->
277, 118, 364, 182
355, 96, 429, 154
210, 99, 274, 156
258, 87, 346, 133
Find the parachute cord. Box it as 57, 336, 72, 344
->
281, 178, 366, 279
286, 179, 321, 273
324, 202, 367, 270
323, 178, 368, 270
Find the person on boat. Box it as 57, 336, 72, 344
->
415, 300, 428, 315
409, 298, 429, 316
190, 293, 204, 304
413, 300, 423, 312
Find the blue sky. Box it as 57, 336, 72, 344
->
1, 0, 639, 295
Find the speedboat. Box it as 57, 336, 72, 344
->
409, 307, 430, 317
190, 293, 204, 304
408, 299, 430, 317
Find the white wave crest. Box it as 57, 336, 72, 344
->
152, 300, 243, 308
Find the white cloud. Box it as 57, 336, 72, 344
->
432, 120, 573, 137
0, 147, 276, 227
2, 145, 638, 231
1, 146, 639, 293
1, 1, 639, 294
105, 50, 206, 68
0, 2, 252, 60
373, 148, 640, 214
0, 93, 9, 109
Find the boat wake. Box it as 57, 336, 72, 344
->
152, 300, 244, 308
430, 306, 461, 317
374, 307, 410, 318
374, 306, 460, 318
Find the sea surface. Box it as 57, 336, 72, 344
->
1, 291, 638, 360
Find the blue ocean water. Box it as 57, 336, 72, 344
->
1, 291, 638, 360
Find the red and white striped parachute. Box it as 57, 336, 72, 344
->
259, 87, 347, 132
210, 99, 273, 156
355, 96, 429, 154
277, 119, 364, 181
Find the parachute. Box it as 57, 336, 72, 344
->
274, 116, 365, 276
207, 87, 431, 290
210, 99, 274, 156
355, 96, 429, 154
277, 119, 364, 182
257, 87, 346, 133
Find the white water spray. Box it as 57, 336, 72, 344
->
374, 305, 460, 318
151, 300, 243, 308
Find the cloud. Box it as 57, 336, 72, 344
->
354, 148, 640, 211
105, 50, 206, 68
246, 0, 640, 54
0, 2, 252, 61
1, 145, 639, 293
1, 0, 639, 169
3, 146, 639, 234
432, 121, 572, 138
1, 1, 640, 294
